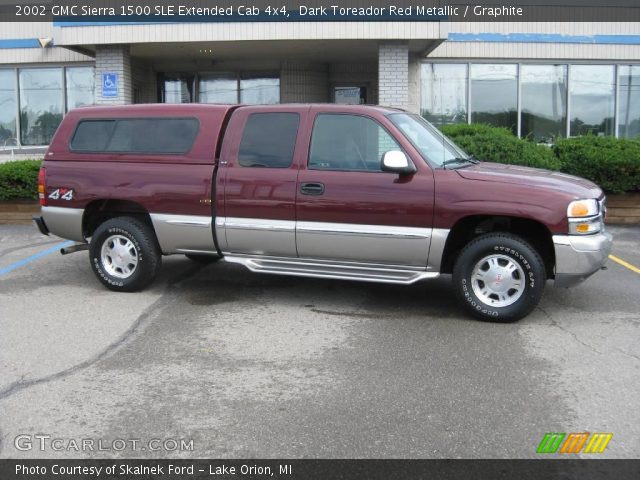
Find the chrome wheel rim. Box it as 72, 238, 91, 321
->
471, 254, 526, 308
101, 235, 138, 279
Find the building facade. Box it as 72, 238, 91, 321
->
1, 20, 639, 150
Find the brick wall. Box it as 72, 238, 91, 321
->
378, 42, 409, 110
94, 45, 132, 105
280, 62, 330, 103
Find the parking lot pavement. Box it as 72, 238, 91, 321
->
0, 224, 638, 459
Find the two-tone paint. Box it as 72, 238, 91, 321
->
38, 103, 611, 286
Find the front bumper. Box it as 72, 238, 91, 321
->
553, 231, 613, 288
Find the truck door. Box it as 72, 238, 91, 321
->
295, 109, 435, 267
216, 106, 305, 257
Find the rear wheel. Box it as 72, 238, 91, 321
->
89, 217, 161, 292
452, 233, 546, 322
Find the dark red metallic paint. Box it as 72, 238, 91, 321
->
43, 103, 605, 239
294, 105, 435, 228
44, 104, 237, 217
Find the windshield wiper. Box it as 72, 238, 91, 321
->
441, 156, 478, 169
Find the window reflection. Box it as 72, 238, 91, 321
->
199, 73, 238, 103
521, 65, 567, 143
66, 67, 95, 110
240, 76, 280, 104
570, 65, 615, 137
421, 64, 468, 126
618, 65, 640, 139
19, 68, 64, 146
470, 64, 518, 135
0, 70, 17, 147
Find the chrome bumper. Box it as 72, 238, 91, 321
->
553, 232, 613, 288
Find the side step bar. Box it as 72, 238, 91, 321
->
223, 254, 438, 285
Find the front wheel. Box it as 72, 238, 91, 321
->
452, 233, 546, 322
89, 217, 161, 292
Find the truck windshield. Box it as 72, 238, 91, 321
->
387, 113, 471, 168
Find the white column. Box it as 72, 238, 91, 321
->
378, 42, 409, 110
94, 45, 132, 105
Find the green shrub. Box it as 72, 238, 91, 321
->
554, 136, 640, 194
441, 123, 562, 171
0, 159, 42, 201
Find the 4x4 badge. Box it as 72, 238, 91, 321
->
48, 188, 74, 201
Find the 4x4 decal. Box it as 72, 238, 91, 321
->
48, 188, 74, 201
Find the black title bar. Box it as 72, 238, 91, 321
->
2, 459, 640, 480
1, 1, 640, 22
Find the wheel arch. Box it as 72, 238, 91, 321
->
439, 215, 555, 278
82, 199, 155, 239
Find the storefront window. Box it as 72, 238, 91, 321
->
521, 65, 567, 143
160, 74, 194, 103
421, 63, 468, 126
618, 65, 640, 139
199, 73, 238, 103
66, 66, 95, 110
470, 64, 518, 135
240, 76, 280, 104
19, 68, 64, 145
569, 65, 615, 137
0, 70, 18, 147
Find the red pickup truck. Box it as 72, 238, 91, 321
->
33, 104, 612, 322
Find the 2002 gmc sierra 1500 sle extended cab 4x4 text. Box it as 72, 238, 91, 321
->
33, 104, 612, 322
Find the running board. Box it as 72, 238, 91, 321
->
222, 254, 438, 285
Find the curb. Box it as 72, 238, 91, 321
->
0, 201, 40, 225
606, 193, 640, 225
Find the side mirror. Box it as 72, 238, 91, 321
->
381, 151, 416, 175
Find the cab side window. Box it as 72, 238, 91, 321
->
238, 113, 300, 168
308, 114, 401, 171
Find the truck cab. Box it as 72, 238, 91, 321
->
34, 104, 613, 322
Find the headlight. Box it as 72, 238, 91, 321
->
567, 199, 602, 235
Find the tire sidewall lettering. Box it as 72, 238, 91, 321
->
461, 278, 500, 317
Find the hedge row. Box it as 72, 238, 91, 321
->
0, 159, 42, 201
440, 124, 562, 171
554, 136, 640, 194
442, 124, 640, 193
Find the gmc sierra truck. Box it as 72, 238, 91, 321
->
33, 104, 612, 322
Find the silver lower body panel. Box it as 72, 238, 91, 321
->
150, 214, 217, 255
216, 217, 296, 257
40, 206, 85, 242
222, 254, 439, 285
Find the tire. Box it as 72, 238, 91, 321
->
89, 217, 161, 292
452, 233, 546, 323
185, 253, 221, 264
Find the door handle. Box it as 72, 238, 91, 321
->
300, 182, 325, 196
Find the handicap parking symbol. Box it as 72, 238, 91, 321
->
102, 72, 118, 97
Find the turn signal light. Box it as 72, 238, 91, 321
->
570, 203, 588, 216
567, 199, 598, 217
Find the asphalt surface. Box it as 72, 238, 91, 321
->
0, 224, 638, 459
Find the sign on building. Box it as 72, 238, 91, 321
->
102, 72, 118, 98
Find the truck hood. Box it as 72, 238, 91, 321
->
456, 162, 602, 199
